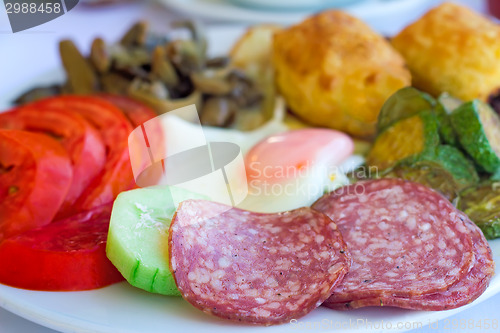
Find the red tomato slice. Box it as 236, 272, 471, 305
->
97, 94, 157, 127
0, 130, 72, 242
0, 106, 106, 217
34, 96, 135, 214
0, 204, 124, 291
98, 94, 166, 187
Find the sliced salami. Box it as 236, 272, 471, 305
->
312, 179, 475, 302
325, 211, 494, 310
169, 200, 350, 325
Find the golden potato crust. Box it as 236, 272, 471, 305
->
272, 10, 410, 137
392, 2, 500, 101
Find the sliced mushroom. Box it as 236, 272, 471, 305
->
151, 46, 179, 87
90, 37, 110, 74
100, 72, 131, 95
120, 21, 148, 48
59, 40, 98, 95
190, 71, 232, 95
111, 44, 150, 69
206, 56, 230, 68
200, 97, 237, 127
166, 40, 204, 74
172, 20, 207, 56
13, 85, 61, 105
128, 78, 202, 114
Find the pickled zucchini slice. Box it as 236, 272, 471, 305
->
379, 145, 478, 201
492, 169, 500, 181
377, 87, 457, 145
458, 182, 500, 240
377, 87, 434, 132
367, 111, 440, 171
451, 100, 500, 173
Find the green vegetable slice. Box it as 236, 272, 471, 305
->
368, 111, 440, 171
377, 87, 435, 133
377, 87, 456, 144
458, 182, 500, 239
107, 186, 208, 296
379, 145, 478, 201
492, 169, 500, 181
451, 100, 500, 173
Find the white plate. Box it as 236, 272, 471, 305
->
226, 0, 361, 10
157, 0, 434, 25
1, 25, 499, 333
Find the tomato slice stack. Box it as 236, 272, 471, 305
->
33, 96, 135, 214
0, 95, 160, 291
0, 130, 73, 242
0, 106, 106, 217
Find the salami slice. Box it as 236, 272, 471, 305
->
325, 211, 494, 310
169, 200, 350, 325
312, 179, 475, 302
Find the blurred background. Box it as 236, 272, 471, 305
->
0, 0, 491, 100
0, 0, 499, 332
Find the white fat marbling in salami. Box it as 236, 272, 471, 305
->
168, 200, 350, 325
312, 179, 475, 303
326, 211, 494, 310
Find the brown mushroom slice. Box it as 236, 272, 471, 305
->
59, 40, 98, 95
190, 71, 232, 95
200, 97, 237, 127
166, 40, 204, 74
206, 56, 230, 68
172, 20, 207, 56
111, 45, 151, 69
128, 79, 202, 114
120, 21, 148, 48
100, 72, 132, 95
13, 85, 62, 105
90, 38, 111, 74
152, 46, 179, 87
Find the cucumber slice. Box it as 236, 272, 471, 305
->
368, 111, 440, 171
107, 186, 208, 296
458, 182, 500, 240
451, 100, 500, 173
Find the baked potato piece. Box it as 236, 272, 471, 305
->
272, 10, 410, 138
392, 2, 500, 101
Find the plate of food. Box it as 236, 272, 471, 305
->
0, 2, 499, 333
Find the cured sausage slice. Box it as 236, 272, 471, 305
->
169, 200, 350, 325
312, 179, 475, 302
325, 211, 494, 310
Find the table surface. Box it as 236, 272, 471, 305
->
0, 1, 498, 332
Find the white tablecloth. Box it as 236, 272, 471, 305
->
0, 1, 498, 332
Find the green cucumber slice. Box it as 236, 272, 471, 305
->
106, 186, 208, 296
451, 100, 500, 173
